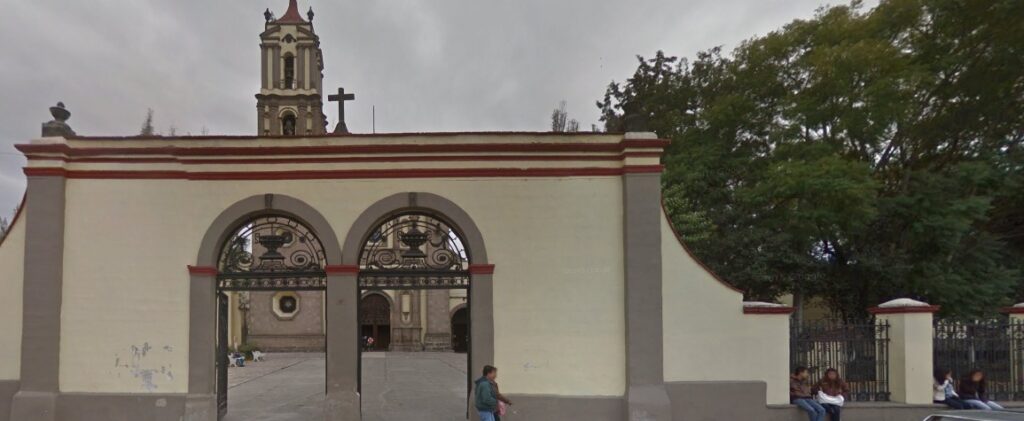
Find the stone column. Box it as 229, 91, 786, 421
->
423, 290, 453, 351
184, 266, 217, 421
9, 170, 67, 421
325, 267, 360, 421
622, 132, 671, 420
1002, 303, 1024, 395
468, 265, 495, 421
868, 298, 940, 404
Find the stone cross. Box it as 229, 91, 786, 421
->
328, 87, 355, 134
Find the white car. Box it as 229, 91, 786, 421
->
925, 411, 1024, 421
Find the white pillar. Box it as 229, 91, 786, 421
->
869, 298, 939, 404
1003, 303, 1024, 396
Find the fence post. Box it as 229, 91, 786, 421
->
1003, 303, 1024, 401
868, 298, 940, 404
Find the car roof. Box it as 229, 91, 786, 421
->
927, 411, 1024, 421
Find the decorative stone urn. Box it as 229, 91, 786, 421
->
41, 102, 76, 137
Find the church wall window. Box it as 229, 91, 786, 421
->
272, 292, 300, 320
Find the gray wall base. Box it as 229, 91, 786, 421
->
0, 381, 19, 421
667, 381, 954, 421
183, 393, 216, 421
667, 381, 769, 420
627, 384, 672, 420
501, 394, 623, 421
56, 393, 186, 421
8, 390, 56, 421
325, 389, 360, 421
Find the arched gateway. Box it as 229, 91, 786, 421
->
188, 192, 491, 420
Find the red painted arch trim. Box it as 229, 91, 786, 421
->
0, 194, 25, 249
20, 167, 659, 180
469, 264, 495, 275
744, 306, 796, 314
325, 265, 359, 275
1002, 307, 1024, 314
868, 305, 941, 315
660, 199, 745, 294
187, 266, 218, 276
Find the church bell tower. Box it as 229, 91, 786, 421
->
256, 0, 327, 136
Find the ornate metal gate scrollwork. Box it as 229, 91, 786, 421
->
217, 215, 327, 290
358, 213, 470, 290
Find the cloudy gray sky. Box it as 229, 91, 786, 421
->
0, 0, 874, 216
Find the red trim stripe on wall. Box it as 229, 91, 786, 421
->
23, 166, 663, 180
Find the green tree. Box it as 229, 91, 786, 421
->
140, 108, 156, 136
601, 0, 1024, 318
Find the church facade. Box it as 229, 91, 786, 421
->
0, 1, 794, 420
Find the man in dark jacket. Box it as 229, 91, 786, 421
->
474, 366, 499, 421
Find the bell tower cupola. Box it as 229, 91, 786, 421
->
256, 0, 327, 136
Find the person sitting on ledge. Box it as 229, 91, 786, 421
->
934, 368, 969, 409
791, 366, 825, 421
959, 369, 1004, 411
813, 368, 848, 421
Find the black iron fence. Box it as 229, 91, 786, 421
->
934, 319, 1024, 401
791, 320, 891, 401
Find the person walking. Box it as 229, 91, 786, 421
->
475, 365, 500, 421
791, 366, 825, 421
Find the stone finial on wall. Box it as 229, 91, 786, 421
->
41, 102, 76, 137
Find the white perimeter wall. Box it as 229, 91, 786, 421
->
57, 177, 626, 396
661, 212, 790, 404
0, 211, 24, 380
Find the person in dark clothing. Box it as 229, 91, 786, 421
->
959, 369, 1004, 410
791, 366, 825, 421
474, 366, 500, 421
933, 368, 968, 409
813, 368, 848, 421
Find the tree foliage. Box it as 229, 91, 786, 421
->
551, 101, 580, 132
140, 108, 156, 136
600, 0, 1024, 317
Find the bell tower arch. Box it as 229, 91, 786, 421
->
256, 0, 328, 136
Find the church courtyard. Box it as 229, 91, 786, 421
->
224, 352, 466, 421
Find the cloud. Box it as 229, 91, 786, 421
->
0, 0, 874, 215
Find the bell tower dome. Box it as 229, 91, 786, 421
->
256, 0, 327, 136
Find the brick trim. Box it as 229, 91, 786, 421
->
468, 264, 496, 275
324, 265, 359, 275
743, 306, 796, 315
186, 266, 218, 276
868, 305, 941, 314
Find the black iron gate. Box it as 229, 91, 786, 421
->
790, 320, 891, 401
214, 214, 328, 420
356, 212, 473, 418
216, 292, 229, 418
934, 319, 1024, 401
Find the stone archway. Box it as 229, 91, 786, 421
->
338, 192, 493, 418
187, 194, 342, 421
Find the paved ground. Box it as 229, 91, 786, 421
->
223, 352, 467, 421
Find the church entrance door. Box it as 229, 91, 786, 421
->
450, 307, 468, 353
360, 294, 391, 351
